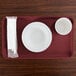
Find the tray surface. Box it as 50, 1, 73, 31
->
2, 16, 73, 59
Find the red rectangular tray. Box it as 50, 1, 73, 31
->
2, 16, 74, 59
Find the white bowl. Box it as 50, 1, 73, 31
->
22, 22, 52, 53
55, 17, 72, 35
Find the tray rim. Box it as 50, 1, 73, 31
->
2, 16, 74, 59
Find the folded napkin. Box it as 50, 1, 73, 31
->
6, 16, 18, 58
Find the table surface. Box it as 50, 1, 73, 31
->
0, 0, 76, 76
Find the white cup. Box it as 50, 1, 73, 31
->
55, 17, 72, 35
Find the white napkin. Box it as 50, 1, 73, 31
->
6, 16, 18, 58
